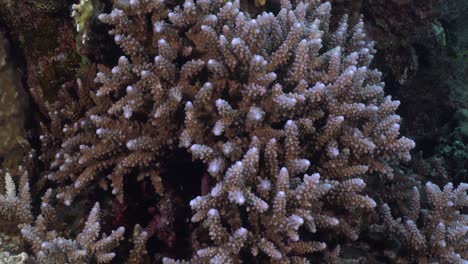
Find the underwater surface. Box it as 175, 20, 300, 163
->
0, 0, 467, 263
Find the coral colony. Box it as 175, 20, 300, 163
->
0, 0, 466, 263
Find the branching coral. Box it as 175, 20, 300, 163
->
39, 0, 413, 205
380, 182, 468, 263
37, 56, 169, 205
84, 0, 415, 261
20, 201, 126, 264
186, 137, 378, 262
0, 168, 148, 264
22, 0, 422, 262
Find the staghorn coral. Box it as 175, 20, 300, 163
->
23, 0, 420, 262
89, 0, 414, 262
184, 135, 379, 263
379, 182, 468, 263
20, 202, 126, 264
37, 60, 169, 205
0, 168, 148, 264
39, 0, 414, 205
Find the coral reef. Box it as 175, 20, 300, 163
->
0, 167, 148, 264
0, 0, 466, 263
378, 182, 468, 263
38, 0, 415, 261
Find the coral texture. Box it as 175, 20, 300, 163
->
380, 182, 468, 263
0, 167, 149, 264
39, 0, 413, 204
9, 0, 467, 262
0, 168, 125, 263
82, 0, 412, 262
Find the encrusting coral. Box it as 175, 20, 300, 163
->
4, 0, 466, 262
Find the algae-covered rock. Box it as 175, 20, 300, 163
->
0, 33, 28, 170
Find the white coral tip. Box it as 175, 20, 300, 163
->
208, 208, 219, 217
114, 34, 122, 42
203, 82, 213, 89
231, 38, 241, 46
118, 56, 128, 64
330, 218, 339, 226
236, 227, 247, 236
215, 99, 225, 108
